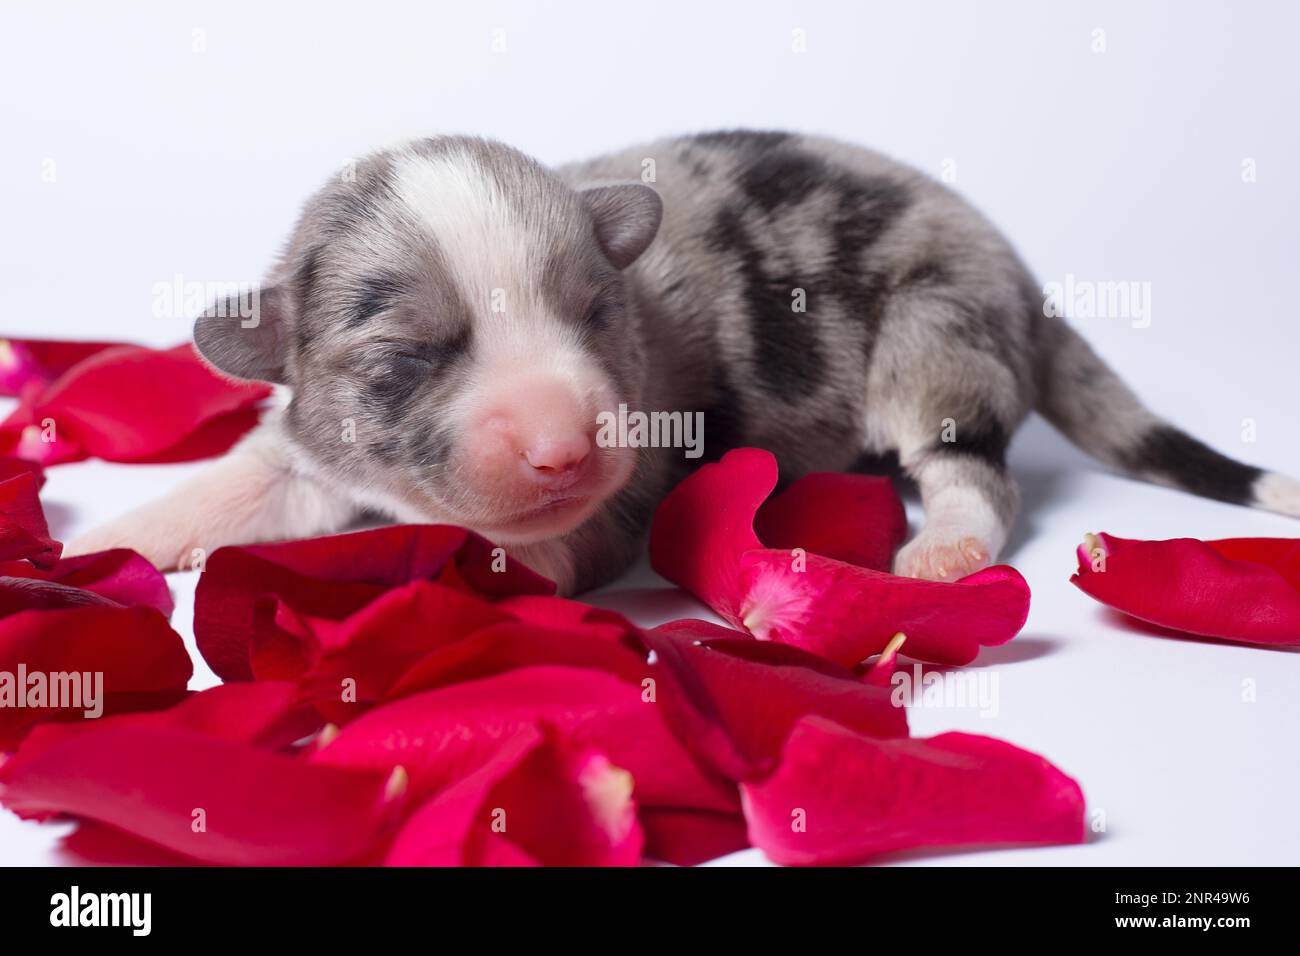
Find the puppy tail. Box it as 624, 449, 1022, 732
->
1033, 311, 1300, 518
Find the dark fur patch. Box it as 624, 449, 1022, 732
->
705, 207, 826, 400
821, 176, 912, 361
295, 245, 326, 311
737, 149, 824, 212
698, 362, 748, 461
691, 130, 792, 152
849, 448, 902, 475
952, 302, 1016, 366
1124, 426, 1262, 504
348, 271, 411, 327
933, 410, 1010, 469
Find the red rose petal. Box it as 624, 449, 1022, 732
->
1072, 532, 1300, 646
0, 725, 404, 865
640, 808, 750, 866
0, 337, 125, 396
386, 724, 643, 867
0, 548, 172, 615
496, 593, 633, 639
59, 821, 199, 866
649, 447, 771, 626
312, 665, 736, 813
0, 456, 45, 488
738, 551, 1030, 665
0, 471, 60, 567
482, 732, 642, 867
258, 580, 507, 690
0, 606, 192, 750
0, 343, 270, 465
650, 448, 1030, 665
384, 724, 544, 866
640, 619, 906, 781
741, 717, 1086, 865
387, 617, 651, 701
3, 681, 314, 768
195, 524, 553, 682
0, 576, 122, 614
756, 470, 906, 571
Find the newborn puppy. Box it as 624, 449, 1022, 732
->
69, 131, 1300, 592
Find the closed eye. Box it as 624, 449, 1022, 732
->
383, 328, 471, 370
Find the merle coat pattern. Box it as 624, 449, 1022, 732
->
69, 131, 1300, 594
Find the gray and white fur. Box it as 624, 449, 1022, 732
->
69, 131, 1300, 593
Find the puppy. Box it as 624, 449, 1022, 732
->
68, 131, 1300, 593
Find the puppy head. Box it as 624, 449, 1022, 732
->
195, 137, 661, 543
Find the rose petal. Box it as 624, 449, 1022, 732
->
639, 619, 906, 781
0, 576, 122, 614
0, 606, 192, 750
0, 725, 405, 865
741, 716, 1086, 865
195, 524, 553, 681
257, 580, 511, 715
59, 821, 199, 866
0, 343, 270, 465
385, 724, 644, 867
640, 808, 750, 866
0, 548, 172, 615
650, 448, 1030, 665
649, 447, 771, 625
496, 593, 633, 639
386, 617, 651, 702
0, 456, 45, 488
0, 337, 125, 396
383, 724, 544, 866
1072, 532, 1300, 646
0, 471, 60, 566
737, 551, 1030, 666
312, 665, 736, 813
756, 470, 906, 571
3, 681, 314, 767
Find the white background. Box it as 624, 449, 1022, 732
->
2, 0, 1298, 865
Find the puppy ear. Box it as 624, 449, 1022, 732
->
193, 284, 291, 384
581, 183, 663, 269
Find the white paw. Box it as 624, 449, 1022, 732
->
64, 519, 191, 572
893, 531, 992, 582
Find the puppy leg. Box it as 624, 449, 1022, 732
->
893, 448, 1018, 581
65, 425, 357, 571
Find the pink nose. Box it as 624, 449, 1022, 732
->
523, 433, 591, 480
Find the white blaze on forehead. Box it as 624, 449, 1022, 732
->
392, 149, 533, 310
390, 148, 610, 412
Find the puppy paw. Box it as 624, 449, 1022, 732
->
893, 531, 992, 582
64, 519, 190, 572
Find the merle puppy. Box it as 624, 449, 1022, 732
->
69, 131, 1300, 592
